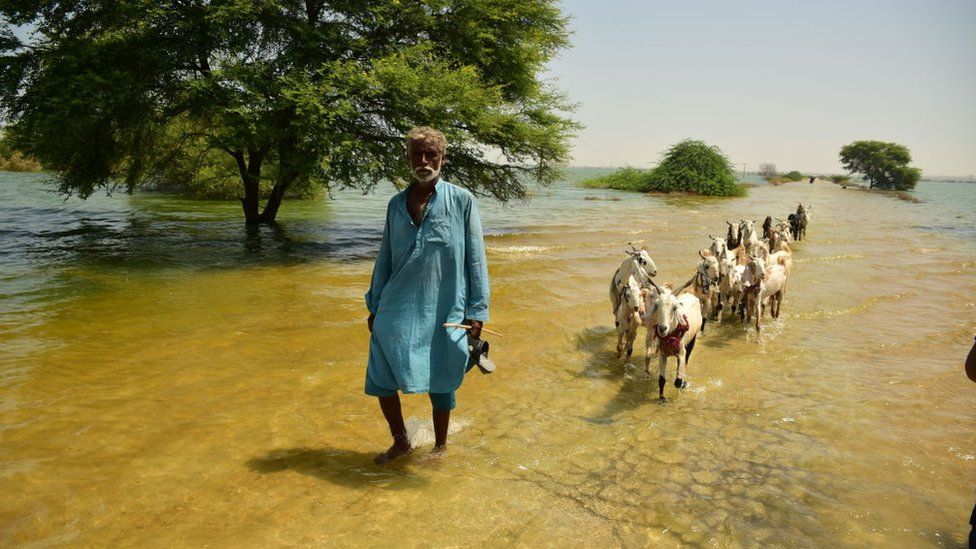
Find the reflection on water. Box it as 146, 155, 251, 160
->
0, 171, 974, 546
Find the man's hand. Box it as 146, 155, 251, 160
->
464, 319, 483, 339
368, 313, 375, 333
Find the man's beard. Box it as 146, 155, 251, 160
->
412, 165, 441, 184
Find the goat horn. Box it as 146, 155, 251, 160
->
646, 276, 661, 293
674, 275, 696, 294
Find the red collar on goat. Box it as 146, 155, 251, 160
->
653, 315, 690, 357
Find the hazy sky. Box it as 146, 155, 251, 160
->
547, 0, 976, 174
7, 2, 974, 174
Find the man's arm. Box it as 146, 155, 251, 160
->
365, 206, 394, 332
463, 197, 490, 337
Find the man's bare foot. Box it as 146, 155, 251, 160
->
418, 445, 447, 462
373, 440, 412, 465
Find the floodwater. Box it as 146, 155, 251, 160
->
1, 170, 974, 547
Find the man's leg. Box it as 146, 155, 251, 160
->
374, 394, 411, 464
429, 392, 456, 453
368, 376, 412, 464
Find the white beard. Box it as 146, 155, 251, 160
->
412, 165, 441, 184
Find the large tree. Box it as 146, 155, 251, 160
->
0, 1, 578, 223
839, 140, 921, 191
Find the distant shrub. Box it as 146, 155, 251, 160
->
0, 131, 42, 171
579, 167, 652, 191
830, 174, 851, 184
0, 151, 41, 171
580, 141, 746, 197
782, 170, 804, 182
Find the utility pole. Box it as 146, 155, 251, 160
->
737, 163, 747, 177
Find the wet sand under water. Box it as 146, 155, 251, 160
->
1, 179, 975, 547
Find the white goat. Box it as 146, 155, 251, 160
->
644, 280, 704, 399
679, 250, 720, 321
609, 245, 658, 314
744, 253, 790, 333
716, 252, 738, 322
739, 218, 760, 256
615, 276, 646, 358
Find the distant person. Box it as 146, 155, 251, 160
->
809, 176, 815, 184
364, 126, 490, 464
968, 337, 976, 548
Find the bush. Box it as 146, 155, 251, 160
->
830, 174, 850, 184
0, 151, 42, 171
579, 167, 652, 191
0, 131, 42, 171
643, 140, 746, 196
580, 140, 745, 196
782, 170, 804, 182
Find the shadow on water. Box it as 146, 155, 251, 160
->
573, 326, 660, 422
246, 447, 429, 490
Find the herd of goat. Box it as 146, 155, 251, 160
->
609, 203, 812, 398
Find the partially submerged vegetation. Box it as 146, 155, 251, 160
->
0, 133, 41, 172
767, 170, 806, 184
580, 140, 746, 196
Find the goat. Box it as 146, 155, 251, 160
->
725, 220, 742, 250
739, 219, 760, 256
743, 253, 790, 334
615, 276, 646, 358
609, 243, 658, 314
678, 250, 720, 321
644, 279, 704, 399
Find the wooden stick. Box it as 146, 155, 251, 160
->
442, 323, 504, 337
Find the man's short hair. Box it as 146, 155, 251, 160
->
405, 126, 447, 155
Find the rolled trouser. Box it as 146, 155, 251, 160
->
365, 377, 456, 411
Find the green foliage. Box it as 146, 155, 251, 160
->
0, 130, 41, 171
839, 140, 921, 191
1, 1, 579, 221
580, 140, 745, 197
830, 174, 851, 184
579, 167, 652, 192
782, 170, 804, 182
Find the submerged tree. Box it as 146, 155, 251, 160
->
579, 140, 745, 196
0, 1, 578, 223
645, 140, 745, 196
839, 140, 921, 191
759, 163, 777, 180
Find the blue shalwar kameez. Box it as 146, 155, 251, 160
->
365, 180, 490, 409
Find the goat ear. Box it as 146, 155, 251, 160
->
699, 250, 707, 259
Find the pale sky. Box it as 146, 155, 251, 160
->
7, 2, 975, 175
547, 0, 976, 175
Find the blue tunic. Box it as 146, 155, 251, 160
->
365, 179, 490, 394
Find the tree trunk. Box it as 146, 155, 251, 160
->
234, 149, 264, 224
259, 173, 292, 224
259, 139, 297, 224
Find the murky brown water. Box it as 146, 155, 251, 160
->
1, 175, 974, 547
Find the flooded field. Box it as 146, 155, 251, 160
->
1, 171, 974, 546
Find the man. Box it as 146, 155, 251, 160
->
364, 126, 490, 464
968, 337, 976, 548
